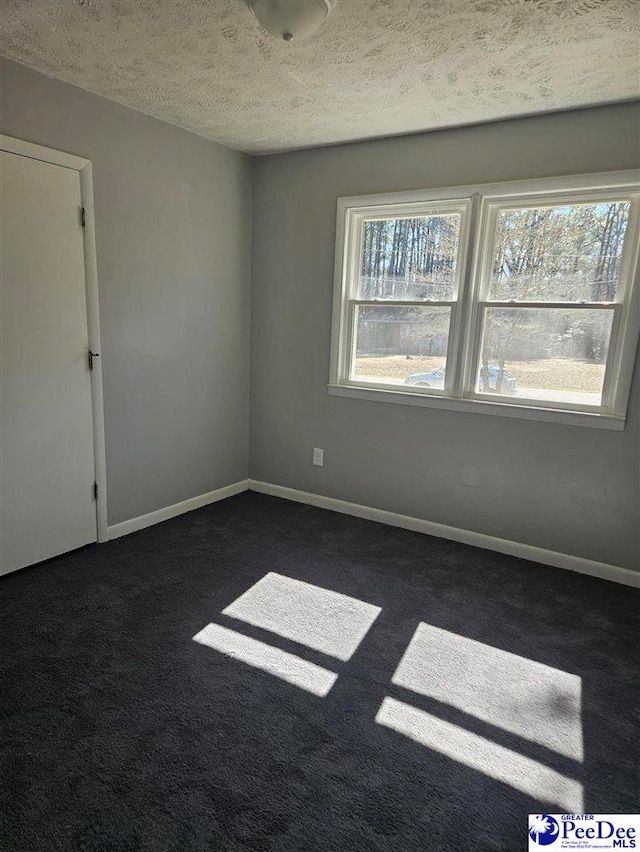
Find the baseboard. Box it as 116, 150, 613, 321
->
248, 480, 639, 588
108, 479, 249, 540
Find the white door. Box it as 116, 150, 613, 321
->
1, 150, 97, 575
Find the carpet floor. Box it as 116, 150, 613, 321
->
1, 491, 638, 851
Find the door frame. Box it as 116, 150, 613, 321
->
1, 134, 108, 543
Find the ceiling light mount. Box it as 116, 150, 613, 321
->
246, 0, 336, 42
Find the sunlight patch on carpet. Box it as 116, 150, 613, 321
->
392, 623, 583, 761
376, 697, 583, 812
193, 623, 337, 696
222, 572, 381, 661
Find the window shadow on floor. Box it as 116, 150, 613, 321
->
1, 491, 638, 851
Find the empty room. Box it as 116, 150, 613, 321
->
1, 1, 639, 850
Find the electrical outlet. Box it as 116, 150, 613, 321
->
313, 448, 324, 467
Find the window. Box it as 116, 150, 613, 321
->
329, 173, 640, 429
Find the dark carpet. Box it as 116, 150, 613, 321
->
1, 491, 638, 851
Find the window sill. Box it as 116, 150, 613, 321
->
327, 384, 626, 430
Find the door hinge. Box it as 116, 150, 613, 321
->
88, 349, 99, 371
93, 482, 99, 501
80, 206, 86, 228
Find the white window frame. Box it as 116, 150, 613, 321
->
329, 171, 640, 430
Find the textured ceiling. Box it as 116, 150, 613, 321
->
1, 0, 639, 154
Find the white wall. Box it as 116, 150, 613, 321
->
1, 58, 252, 526
250, 103, 640, 572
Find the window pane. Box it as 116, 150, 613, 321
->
352, 305, 451, 388
477, 307, 614, 406
489, 201, 630, 302
359, 214, 461, 300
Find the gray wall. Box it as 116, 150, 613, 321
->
1, 58, 252, 526
2, 56, 637, 570
251, 103, 640, 571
